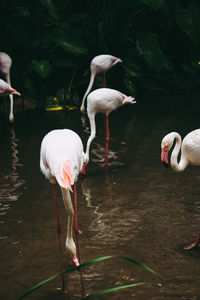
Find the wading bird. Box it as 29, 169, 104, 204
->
40, 129, 85, 294
0, 52, 16, 122
84, 88, 136, 167
80, 54, 122, 113
161, 129, 200, 250
0, 78, 20, 96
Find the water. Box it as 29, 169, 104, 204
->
0, 100, 200, 300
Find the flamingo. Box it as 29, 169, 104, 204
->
80, 54, 122, 113
0, 52, 16, 122
84, 88, 136, 167
40, 129, 85, 294
161, 129, 200, 249
0, 78, 20, 96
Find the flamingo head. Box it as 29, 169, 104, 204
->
72, 256, 80, 266
161, 134, 174, 167
6, 88, 21, 96
161, 146, 169, 167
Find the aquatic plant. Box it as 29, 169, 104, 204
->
16, 255, 159, 300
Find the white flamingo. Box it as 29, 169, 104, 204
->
161, 129, 200, 249
40, 129, 85, 294
84, 88, 136, 167
0, 78, 20, 96
0, 52, 16, 122
80, 54, 122, 113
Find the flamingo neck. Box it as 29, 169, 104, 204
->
9, 94, 14, 122
85, 113, 96, 165
80, 71, 96, 113
171, 134, 188, 172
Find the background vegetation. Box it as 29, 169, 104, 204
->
0, 0, 200, 108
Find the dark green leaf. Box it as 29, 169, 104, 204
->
31, 60, 52, 79
40, 0, 58, 20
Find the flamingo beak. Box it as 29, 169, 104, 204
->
161, 146, 169, 168
113, 57, 122, 65
72, 256, 80, 266
11, 88, 21, 96
81, 163, 86, 175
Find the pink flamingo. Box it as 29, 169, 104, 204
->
0, 52, 17, 122
161, 129, 200, 249
40, 129, 86, 294
80, 54, 122, 113
84, 88, 136, 167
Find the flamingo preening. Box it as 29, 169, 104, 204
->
80, 54, 122, 113
84, 88, 136, 167
0, 52, 17, 122
40, 129, 85, 295
161, 129, 200, 249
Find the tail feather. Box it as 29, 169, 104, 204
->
56, 161, 74, 192
123, 96, 136, 104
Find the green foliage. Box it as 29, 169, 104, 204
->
31, 60, 52, 79
0, 0, 200, 107
16, 255, 159, 300
175, 4, 200, 45
136, 33, 172, 71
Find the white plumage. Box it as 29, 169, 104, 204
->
85, 88, 136, 165
0, 52, 19, 122
161, 128, 200, 249
80, 54, 122, 113
40, 129, 85, 266
161, 129, 200, 172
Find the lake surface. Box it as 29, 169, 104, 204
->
0, 97, 200, 300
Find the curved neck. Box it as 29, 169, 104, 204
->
85, 113, 96, 164
80, 71, 96, 113
171, 134, 188, 172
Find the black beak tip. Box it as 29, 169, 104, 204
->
162, 162, 169, 168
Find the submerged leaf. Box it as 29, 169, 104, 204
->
82, 282, 149, 299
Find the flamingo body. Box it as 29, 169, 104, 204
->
85, 88, 136, 165
80, 54, 122, 113
40, 129, 85, 265
161, 129, 200, 249
0, 52, 17, 122
161, 129, 200, 172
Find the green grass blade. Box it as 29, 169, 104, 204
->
82, 282, 149, 299
16, 255, 159, 300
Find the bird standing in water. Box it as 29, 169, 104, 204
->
161, 129, 200, 249
84, 88, 136, 167
0, 52, 16, 122
80, 54, 122, 113
40, 129, 85, 294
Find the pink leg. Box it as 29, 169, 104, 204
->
102, 73, 106, 88
105, 115, 110, 168
52, 184, 67, 294
73, 183, 85, 297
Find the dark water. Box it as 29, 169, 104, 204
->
1, 100, 200, 300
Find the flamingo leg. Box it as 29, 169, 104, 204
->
105, 115, 110, 168
52, 184, 67, 294
73, 183, 85, 297
102, 73, 106, 88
